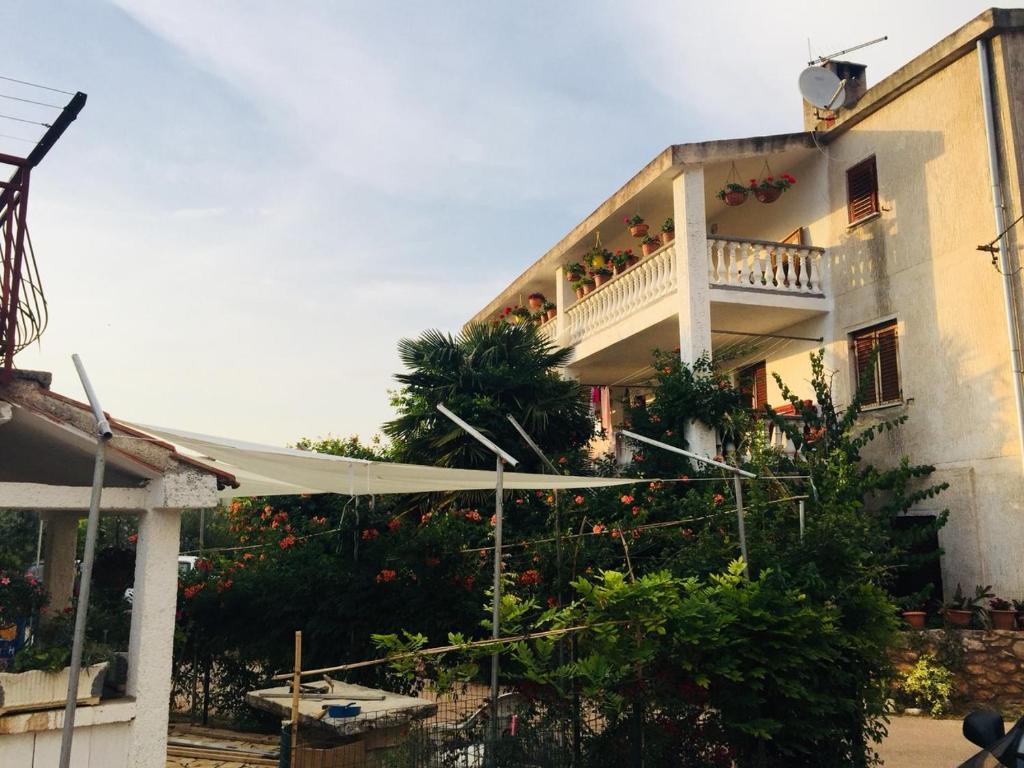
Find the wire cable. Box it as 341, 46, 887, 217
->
0, 93, 62, 109
0, 113, 50, 128
0, 74, 75, 96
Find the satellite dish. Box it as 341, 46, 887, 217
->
798, 66, 846, 110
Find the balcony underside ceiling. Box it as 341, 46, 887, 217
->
566, 302, 827, 386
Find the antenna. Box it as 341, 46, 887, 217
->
807, 35, 888, 66
798, 66, 846, 110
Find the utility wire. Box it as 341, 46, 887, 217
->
0, 113, 50, 128
0, 133, 38, 145
0, 74, 75, 96
0, 93, 62, 109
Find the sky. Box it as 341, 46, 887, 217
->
2, 0, 1018, 445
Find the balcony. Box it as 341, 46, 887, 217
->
556, 236, 829, 356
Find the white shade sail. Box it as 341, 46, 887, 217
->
130, 424, 637, 499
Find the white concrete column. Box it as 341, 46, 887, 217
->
40, 512, 79, 619
672, 166, 717, 457
126, 506, 183, 768
555, 265, 567, 347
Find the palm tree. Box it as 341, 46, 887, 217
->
384, 323, 594, 471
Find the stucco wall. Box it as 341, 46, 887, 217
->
819, 42, 1024, 595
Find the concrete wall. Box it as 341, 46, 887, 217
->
0, 702, 134, 768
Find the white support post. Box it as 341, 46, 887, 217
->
672, 166, 717, 457
555, 265, 567, 347
40, 512, 79, 619
126, 505, 184, 768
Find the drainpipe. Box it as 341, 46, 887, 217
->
978, 38, 1024, 470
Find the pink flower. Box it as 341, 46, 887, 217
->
713, 494, 725, 505
0, 577, 9, 586
620, 494, 634, 505
574, 495, 585, 505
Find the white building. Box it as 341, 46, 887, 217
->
469, 9, 1024, 597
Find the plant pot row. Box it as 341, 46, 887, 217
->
901, 608, 1023, 630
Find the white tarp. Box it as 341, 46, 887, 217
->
131, 424, 636, 499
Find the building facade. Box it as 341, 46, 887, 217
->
469, 9, 1024, 597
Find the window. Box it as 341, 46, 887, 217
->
851, 320, 901, 407
846, 156, 879, 224
738, 361, 768, 410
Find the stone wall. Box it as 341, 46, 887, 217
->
893, 629, 1024, 706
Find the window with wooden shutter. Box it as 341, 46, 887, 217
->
847, 156, 879, 224
851, 320, 901, 407
738, 361, 768, 410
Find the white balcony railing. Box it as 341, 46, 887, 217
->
708, 237, 826, 295
564, 243, 677, 347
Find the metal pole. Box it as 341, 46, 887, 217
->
290, 631, 302, 768
618, 429, 756, 478
798, 499, 805, 541
490, 456, 504, 750
34, 514, 44, 566
59, 355, 111, 768
733, 475, 750, 579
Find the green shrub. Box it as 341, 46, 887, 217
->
897, 654, 954, 715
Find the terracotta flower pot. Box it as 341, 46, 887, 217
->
642, 239, 661, 257
990, 609, 1017, 630
527, 297, 543, 311
945, 608, 972, 627
902, 611, 927, 629
662, 230, 675, 244
755, 187, 783, 204
627, 255, 639, 267
581, 283, 594, 296
546, 308, 557, 320
567, 271, 584, 283
575, 287, 585, 299
723, 190, 747, 207
629, 224, 649, 238
612, 264, 624, 276
593, 273, 608, 287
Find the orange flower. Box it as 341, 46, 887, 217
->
279, 535, 297, 549
387, 517, 402, 532
713, 494, 725, 505
243, 552, 255, 560
592, 523, 606, 535
518, 569, 541, 586
375, 569, 397, 584
574, 495, 585, 505
620, 494, 634, 504
611, 528, 621, 539
465, 510, 482, 522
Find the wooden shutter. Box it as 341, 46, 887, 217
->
877, 324, 901, 403
739, 361, 768, 409
851, 320, 901, 407
853, 334, 878, 405
847, 157, 878, 224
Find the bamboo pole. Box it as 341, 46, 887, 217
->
290, 631, 301, 768
270, 622, 623, 681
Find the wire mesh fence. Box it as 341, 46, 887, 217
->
285, 687, 641, 768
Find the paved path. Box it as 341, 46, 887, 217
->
878, 716, 984, 767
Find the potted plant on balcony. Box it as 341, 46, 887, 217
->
641, 234, 662, 256
661, 218, 675, 244
717, 182, 748, 207
590, 266, 613, 287
989, 597, 1018, 630
564, 262, 586, 283
507, 306, 531, 325
542, 300, 556, 321
610, 250, 629, 275
624, 214, 648, 238
578, 276, 596, 297
527, 292, 546, 312
752, 173, 796, 204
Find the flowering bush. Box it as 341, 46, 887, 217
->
0, 569, 46, 624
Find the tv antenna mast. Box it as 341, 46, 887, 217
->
0, 81, 87, 382
799, 36, 887, 118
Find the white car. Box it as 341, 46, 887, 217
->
124, 556, 199, 604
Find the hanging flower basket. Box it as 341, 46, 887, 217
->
755, 187, 783, 204
625, 215, 648, 238
718, 185, 748, 207
527, 293, 545, 312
